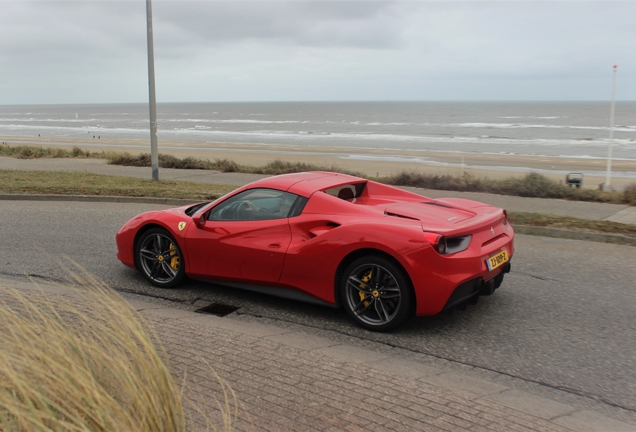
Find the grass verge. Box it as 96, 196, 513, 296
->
0, 170, 236, 200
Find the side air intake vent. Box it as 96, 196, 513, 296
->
385, 211, 419, 221
422, 202, 454, 209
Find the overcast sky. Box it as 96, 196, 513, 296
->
1, 0, 635, 104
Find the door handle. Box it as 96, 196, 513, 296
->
268, 243, 281, 249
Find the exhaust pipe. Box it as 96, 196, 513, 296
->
482, 263, 511, 295
480, 279, 496, 296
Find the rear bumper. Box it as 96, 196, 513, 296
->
442, 262, 511, 311
407, 233, 514, 316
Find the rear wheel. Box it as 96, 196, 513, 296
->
136, 228, 185, 288
340, 256, 414, 332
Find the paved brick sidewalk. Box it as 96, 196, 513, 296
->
161, 317, 570, 432
3, 277, 635, 431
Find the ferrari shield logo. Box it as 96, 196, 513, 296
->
178, 221, 187, 231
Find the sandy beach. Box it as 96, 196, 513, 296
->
2, 135, 635, 191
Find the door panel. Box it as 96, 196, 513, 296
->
186, 219, 291, 284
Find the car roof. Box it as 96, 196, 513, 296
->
248, 171, 365, 197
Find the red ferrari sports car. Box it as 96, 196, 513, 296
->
116, 171, 514, 331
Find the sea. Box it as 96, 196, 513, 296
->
1, 101, 635, 177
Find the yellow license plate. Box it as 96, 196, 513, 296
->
486, 250, 509, 271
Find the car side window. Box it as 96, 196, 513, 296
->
208, 189, 300, 221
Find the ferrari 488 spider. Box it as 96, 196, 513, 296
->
116, 171, 514, 331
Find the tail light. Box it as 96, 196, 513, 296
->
423, 233, 447, 254
424, 233, 472, 255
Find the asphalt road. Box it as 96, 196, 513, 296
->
2, 200, 636, 420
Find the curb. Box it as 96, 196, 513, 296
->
2, 193, 634, 246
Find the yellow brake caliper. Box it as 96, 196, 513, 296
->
359, 270, 372, 307
169, 242, 179, 271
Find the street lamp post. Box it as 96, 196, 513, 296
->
604, 65, 617, 190
146, 0, 159, 181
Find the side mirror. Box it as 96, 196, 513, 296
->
193, 213, 206, 228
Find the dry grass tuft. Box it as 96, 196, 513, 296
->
0, 264, 235, 431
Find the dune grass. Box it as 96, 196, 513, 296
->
0, 144, 361, 175
107, 152, 364, 176
0, 170, 235, 200
0, 272, 188, 431
385, 171, 635, 206
0, 144, 107, 160
0, 262, 240, 431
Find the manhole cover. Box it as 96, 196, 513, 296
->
194, 303, 240, 317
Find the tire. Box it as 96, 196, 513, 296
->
136, 228, 185, 288
340, 255, 414, 332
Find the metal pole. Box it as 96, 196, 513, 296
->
146, 0, 159, 181
605, 64, 617, 190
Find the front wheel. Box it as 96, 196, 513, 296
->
340, 256, 414, 332
136, 228, 185, 288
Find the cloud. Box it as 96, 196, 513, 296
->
151, 1, 406, 56
0, 0, 634, 103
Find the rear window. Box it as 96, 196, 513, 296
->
324, 183, 366, 201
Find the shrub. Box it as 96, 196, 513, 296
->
624, 183, 636, 205
496, 172, 571, 199
17, 147, 35, 159
71, 146, 90, 158
175, 156, 211, 170
108, 152, 152, 167
212, 158, 239, 173
158, 154, 181, 168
